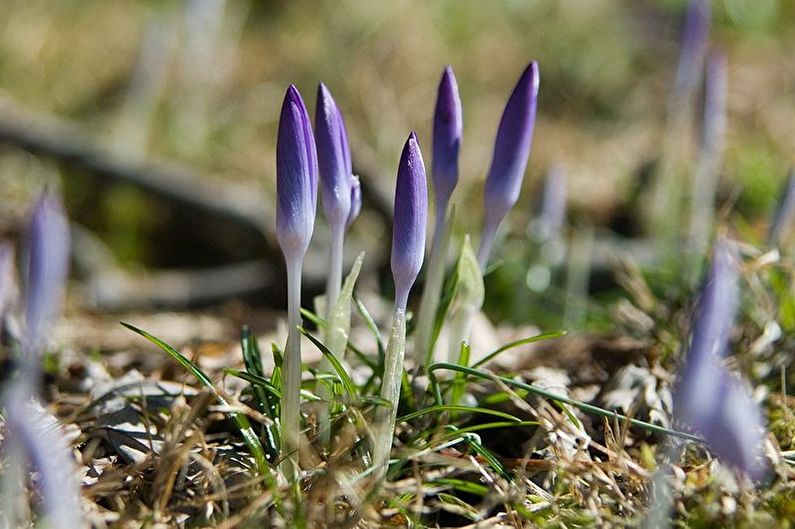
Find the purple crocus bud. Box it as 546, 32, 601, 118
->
391, 132, 428, 310
675, 0, 711, 95
432, 65, 463, 214
674, 241, 739, 423
480, 62, 539, 266
698, 371, 768, 480
315, 82, 352, 229
536, 164, 567, 241
23, 191, 70, 351
346, 175, 361, 230
276, 85, 318, 264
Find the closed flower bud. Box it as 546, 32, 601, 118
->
391, 132, 428, 310
276, 85, 318, 263
699, 372, 767, 480
24, 191, 70, 351
315, 83, 352, 228
432, 66, 462, 214
483, 62, 539, 237
675, 241, 738, 423
346, 175, 361, 230
674, 241, 768, 479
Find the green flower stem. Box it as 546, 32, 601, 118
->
281, 259, 303, 479
414, 207, 451, 369
371, 307, 407, 481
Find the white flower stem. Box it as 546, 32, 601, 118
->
413, 207, 450, 370
280, 258, 303, 479
371, 306, 407, 482
317, 224, 345, 446
325, 224, 345, 323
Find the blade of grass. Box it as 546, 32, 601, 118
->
472, 330, 567, 368
428, 362, 701, 442
224, 368, 282, 400
449, 342, 471, 409
121, 322, 270, 476
398, 405, 521, 423
298, 326, 358, 399
353, 293, 386, 373
438, 420, 538, 442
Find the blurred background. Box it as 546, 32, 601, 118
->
0, 0, 793, 332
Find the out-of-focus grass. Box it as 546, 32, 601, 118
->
0, 0, 794, 318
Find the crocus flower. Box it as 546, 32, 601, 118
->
432, 65, 463, 218
275, 84, 318, 478
391, 132, 428, 311
414, 66, 463, 368
674, 242, 768, 479
372, 132, 428, 480
675, 0, 710, 97
698, 371, 768, 480
315, 82, 352, 230
346, 175, 361, 230
479, 61, 540, 267
535, 164, 567, 242
23, 191, 70, 355
276, 85, 318, 265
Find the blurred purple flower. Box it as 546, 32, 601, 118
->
675, 241, 738, 422
699, 371, 768, 480
276, 85, 318, 264
315, 82, 352, 229
674, 241, 768, 479
23, 191, 70, 352
391, 132, 428, 310
675, 0, 711, 95
768, 169, 795, 246
346, 175, 361, 230
3, 384, 84, 527
536, 164, 567, 242
432, 65, 463, 215
480, 62, 540, 266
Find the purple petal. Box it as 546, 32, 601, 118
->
315, 83, 353, 228
536, 164, 567, 241
674, 241, 739, 423
432, 65, 463, 214
675, 0, 711, 95
23, 191, 70, 351
697, 371, 768, 480
346, 175, 361, 230
391, 132, 428, 310
483, 62, 540, 234
276, 85, 318, 262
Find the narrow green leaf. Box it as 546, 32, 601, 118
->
472, 330, 567, 368
428, 362, 702, 442
325, 252, 364, 363
353, 293, 386, 372
433, 478, 489, 496
299, 327, 358, 399
438, 420, 538, 442
398, 405, 521, 423
450, 341, 471, 410
121, 322, 270, 475
224, 368, 282, 399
